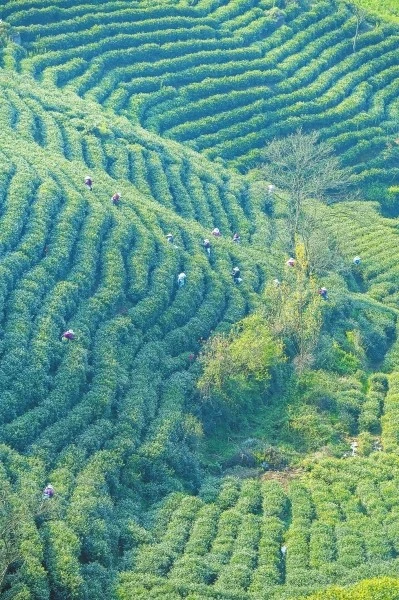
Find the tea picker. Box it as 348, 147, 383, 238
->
62, 329, 75, 340
112, 192, 121, 205
232, 267, 242, 284
43, 484, 55, 500
178, 272, 186, 288
318, 287, 328, 300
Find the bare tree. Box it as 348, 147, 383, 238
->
262, 129, 353, 253
352, 5, 367, 52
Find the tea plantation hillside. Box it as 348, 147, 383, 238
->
1, 0, 399, 599
0, 71, 273, 599
117, 457, 399, 600
3, 0, 399, 185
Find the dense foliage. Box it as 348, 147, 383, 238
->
350, 0, 399, 24
0, 0, 398, 598
117, 458, 399, 598
1, 0, 399, 189
299, 577, 399, 600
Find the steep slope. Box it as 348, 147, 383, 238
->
2, 0, 399, 183
117, 455, 399, 599
1, 1, 399, 599
0, 72, 273, 598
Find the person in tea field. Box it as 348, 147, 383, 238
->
212, 227, 221, 237
178, 272, 186, 287
268, 184, 275, 195
166, 233, 179, 248
353, 255, 361, 265
318, 287, 328, 300
112, 192, 121, 205
232, 266, 242, 283
62, 329, 75, 340
84, 175, 93, 191
43, 484, 55, 500
232, 232, 240, 243
203, 238, 211, 256
286, 257, 295, 267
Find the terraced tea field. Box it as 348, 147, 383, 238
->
0, 70, 271, 471
0, 68, 275, 600
3, 0, 399, 181
1, 0, 399, 598
118, 456, 399, 599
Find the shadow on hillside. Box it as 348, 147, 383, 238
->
346, 267, 368, 294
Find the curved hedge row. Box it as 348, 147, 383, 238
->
0, 67, 274, 598
117, 456, 399, 599
5, 0, 396, 181
1, 1, 399, 598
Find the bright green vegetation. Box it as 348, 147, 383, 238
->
0, 0, 399, 599
298, 576, 399, 599
351, 0, 399, 24
2, 0, 399, 185
0, 69, 268, 599
117, 457, 399, 599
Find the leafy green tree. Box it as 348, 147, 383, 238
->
198, 313, 284, 408
264, 242, 323, 372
